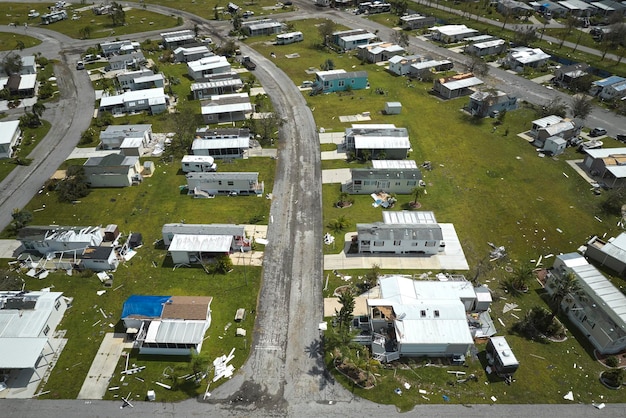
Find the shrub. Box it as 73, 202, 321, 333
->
606, 356, 620, 368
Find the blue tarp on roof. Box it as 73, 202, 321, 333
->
122, 295, 171, 318
594, 76, 626, 87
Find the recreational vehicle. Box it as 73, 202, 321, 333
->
276, 31, 303, 45
485, 336, 519, 381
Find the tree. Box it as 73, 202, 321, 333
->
393, 30, 409, 48
213, 254, 233, 274
318, 20, 336, 47
57, 166, 91, 203
32, 101, 46, 119
513, 27, 537, 47
335, 287, 355, 338
390, 0, 408, 16
600, 187, 626, 215
504, 263, 534, 295
190, 349, 210, 382
217, 39, 238, 57
232, 13, 242, 31
78, 25, 92, 39
362, 264, 381, 291
15, 40, 25, 51
467, 55, 489, 78
540, 96, 568, 118
2, 53, 23, 75
10, 209, 32, 232
501, 9, 512, 30
255, 112, 284, 146
410, 186, 421, 208
320, 58, 334, 71
328, 215, 350, 233
109, 2, 126, 26
570, 94, 593, 120
560, 15, 578, 49
548, 272, 586, 319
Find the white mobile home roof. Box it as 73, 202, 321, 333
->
371, 160, 418, 169
192, 137, 250, 150
472, 39, 506, 49
182, 155, 216, 164
0, 120, 20, 146
383, 210, 437, 225
201, 102, 253, 115
532, 114, 563, 128
341, 32, 377, 42
571, 262, 626, 329
168, 233, 233, 253
191, 78, 243, 92
596, 233, 626, 262
188, 56, 230, 72
145, 320, 207, 344
411, 59, 451, 70
120, 137, 143, 149
430, 24, 478, 36
161, 30, 195, 43
509, 47, 551, 64
0, 337, 48, 368
353, 135, 410, 150
442, 76, 483, 90
18, 74, 37, 90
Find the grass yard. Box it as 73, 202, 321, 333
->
242, 18, 626, 405
28, 258, 261, 400
7, 155, 273, 399
144, 0, 295, 21
0, 121, 51, 183
0, 33, 41, 51
0, 4, 178, 39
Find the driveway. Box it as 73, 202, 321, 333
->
77, 333, 133, 400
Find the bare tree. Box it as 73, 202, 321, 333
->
570, 94, 594, 120
559, 15, 578, 48
318, 20, 336, 47
540, 96, 568, 118
393, 30, 409, 48
467, 55, 489, 78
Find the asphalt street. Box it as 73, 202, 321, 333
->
0, 2, 625, 417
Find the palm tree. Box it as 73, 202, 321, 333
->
411, 186, 421, 207
335, 288, 355, 337
511, 263, 534, 292
328, 215, 350, 233
548, 272, 586, 319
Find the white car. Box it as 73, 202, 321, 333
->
0, 381, 7, 392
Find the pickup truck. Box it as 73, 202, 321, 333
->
242, 56, 256, 71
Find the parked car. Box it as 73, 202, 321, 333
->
242, 10, 254, 18
617, 134, 626, 143
76, 61, 84, 70
589, 127, 607, 137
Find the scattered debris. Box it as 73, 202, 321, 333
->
503, 303, 518, 314
323, 233, 335, 245
155, 382, 171, 390
491, 396, 497, 402
488, 242, 506, 260
593, 403, 606, 409
563, 391, 574, 401
213, 348, 236, 382
394, 388, 402, 395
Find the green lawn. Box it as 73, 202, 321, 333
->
245, 17, 626, 405
0, 121, 51, 183
0, 4, 178, 39
144, 0, 295, 21
0, 33, 41, 51
9, 156, 273, 399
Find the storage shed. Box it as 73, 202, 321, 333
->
384, 102, 402, 115
104, 224, 120, 242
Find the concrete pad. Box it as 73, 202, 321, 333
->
77, 333, 132, 400
318, 132, 345, 145
531, 74, 554, 84
323, 296, 368, 317
0, 239, 21, 259
323, 223, 469, 271
230, 251, 264, 267
322, 168, 351, 184
321, 150, 347, 160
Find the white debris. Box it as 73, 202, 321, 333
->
213, 348, 236, 382
563, 391, 574, 401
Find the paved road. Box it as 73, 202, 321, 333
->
2, 2, 626, 417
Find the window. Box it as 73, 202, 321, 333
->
218, 181, 222, 185
395, 181, 401, 186
354, 180, 362, 185
338, 80, 345, 87
425, 241, 436, 247
351, 79, 355, 84
420, 310, 426, 317
361, 240, 370, 246
434, 310, 440, 317
373, 241, 384, 246
393, 240, 401, 246
407, 180, 417, 186
43, 325, 50, 336
227, 181, 234, 186
55, 300, 61, 310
